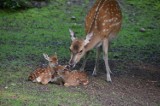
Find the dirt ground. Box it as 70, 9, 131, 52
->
77, 60, 160, 106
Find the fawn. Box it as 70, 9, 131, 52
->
56, 68, 89, 87
28, 53, 58, 85
50, 65, 69, 85
69, 0, 122, 82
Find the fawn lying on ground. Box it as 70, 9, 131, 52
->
28, 53, 58, 85
50, 65, 69, 85
28, 53, 89, 86
56, 67, 89, 87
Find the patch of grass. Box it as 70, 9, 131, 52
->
126, 0, 160, 10
109, 0, 160, 64
1, 86, 93, 106
0, 1, 101, 105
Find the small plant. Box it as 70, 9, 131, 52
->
0, 0, 28, 9
0, 0, 49, 9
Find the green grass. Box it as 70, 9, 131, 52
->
1, 85, 95, 106
110, 0, 160, 63
1, 82, 95, 106
0, 0, 160, 105
0, 1, 100, 105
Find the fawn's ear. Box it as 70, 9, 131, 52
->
84, 32, 93, 46
54, 52, 57, 58
69, 29, 76, 41
43, 53, 51, 61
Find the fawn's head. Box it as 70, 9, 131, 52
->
69, 29, 93, 68
56, 65, 70, 76
43, 53, 58, 67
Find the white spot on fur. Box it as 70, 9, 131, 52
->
103, 29, 105, 32
36, 77, 41, 82
108, 19, 112, 22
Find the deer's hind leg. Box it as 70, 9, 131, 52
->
102, 38, 112, 82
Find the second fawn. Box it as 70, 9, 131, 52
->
50, 65, 69, 85
57, 68, 89, 87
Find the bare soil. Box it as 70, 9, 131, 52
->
79, 60, 160, 106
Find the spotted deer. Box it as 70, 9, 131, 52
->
69, 0, 122, 82
28, 53, 58, 84
50, 65, 69, 85
57, 68, 89, 87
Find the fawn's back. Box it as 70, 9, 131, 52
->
58, 70, 89, 87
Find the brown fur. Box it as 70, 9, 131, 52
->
70, 39, 84, 53
85, 0, 122, 49
28, 68, 45, 82
57, 69, 89, 87
69, 0, 122, 82
50, 65, 68, 85
28, 54, 58, 84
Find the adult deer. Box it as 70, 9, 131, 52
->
69, 0, 122, 82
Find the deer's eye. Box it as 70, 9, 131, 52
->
78, 50, 83, 54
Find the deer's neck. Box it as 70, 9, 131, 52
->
85, 34, 103, 52
47, 65, 56, 74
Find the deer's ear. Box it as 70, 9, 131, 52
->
43, 53, 51, 61
84, 32, 93, 46
69, 29, 76, 41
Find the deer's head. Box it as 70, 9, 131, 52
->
69, 29, 93, 68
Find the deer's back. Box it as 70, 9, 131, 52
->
85, 0, 122, 38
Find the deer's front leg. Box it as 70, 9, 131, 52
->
92, 47, 101, 76
80, 52, 90, 71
